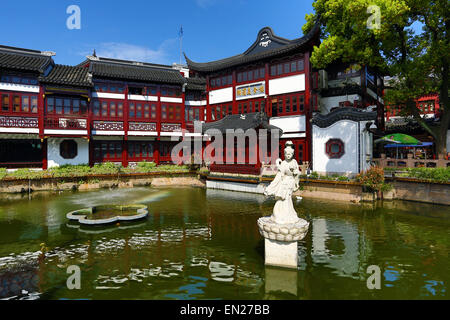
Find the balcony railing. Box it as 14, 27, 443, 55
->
92, 121, 124, 131
0, 115, 39, 128
373, 154, 450, 168
128, 122, 157, 131
210, 164, 262, 175
44, 117, 87, 130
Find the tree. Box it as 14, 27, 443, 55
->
304, 0, 449, 156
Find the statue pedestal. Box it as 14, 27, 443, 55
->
265, 266, 298, 296
257, 217, 309, 269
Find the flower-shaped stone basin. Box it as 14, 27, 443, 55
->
66, 204, 149, 226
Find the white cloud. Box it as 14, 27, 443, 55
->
84, 39, 177, 65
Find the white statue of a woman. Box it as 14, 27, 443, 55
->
264, 141, 301, 224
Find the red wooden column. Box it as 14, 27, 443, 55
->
38, 85, 46, 169
181, 84, 186, 130
155, 85, 162, 165
87, 91, 93, 166
304, 51, 312, 163
42, 139, 48, 170
264, 62, 270, 115
38, 85, 45, 140
232, 71, 237, 114
154, 139, 160, 165
122, 85, 129, 167
205, 76, 211, 122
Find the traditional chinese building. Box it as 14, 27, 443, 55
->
0, 46, 206, 168
1, 23, 386, 173
185, 24, 385, 174
185, 24, 321, 173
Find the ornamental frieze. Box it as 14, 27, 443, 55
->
0, 116, 39, 128
93, 121, 124, 131
129, 122, 157, 131
161, 123, 182, 132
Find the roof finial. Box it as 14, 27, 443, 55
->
93, 49, 97, 57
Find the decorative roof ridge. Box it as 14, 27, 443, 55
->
311, 107, 377, 128
0, 45, 55, 57
185, 21, 320, 72
87, 56, 176, 71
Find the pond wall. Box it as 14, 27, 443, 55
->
0, 172, 205, 194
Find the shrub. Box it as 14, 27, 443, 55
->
356, 166, 387, 192
91, 162, 122, 175
0, 168, 6, 180
406, 167, 450, 182
310, 171, 319, 179
136, 161, 157, 170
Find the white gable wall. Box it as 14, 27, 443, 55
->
313, 120, 358, 174
312, 119, 373, 175
47, 138, 89, 168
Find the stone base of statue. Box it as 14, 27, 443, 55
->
257, 217, 309, 269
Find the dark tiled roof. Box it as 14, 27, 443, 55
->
311, 107, 377, 128
40, 65, 93, 87
185, 23, 320, 73
0, 45, 53, 73
186, 77, 206, 91
202, 112, 282, 135
82, 57, 185, 84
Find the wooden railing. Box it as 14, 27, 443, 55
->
210, 164, 261, 175
373, 154, 450, 168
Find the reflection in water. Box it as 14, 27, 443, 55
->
0, 187, 448, 300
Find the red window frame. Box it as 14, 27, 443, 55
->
128, 141, 155, 161
46, 96, 88, 117
237, 98, 266, 115
326, 139, 345, 159
236, 66, 265, 85
93, 81, 126, 94
93, 141, 123, 162
270, 56, 305, 79
128, 101, 157, 121
161, 85, 182, 98
91, 99, 124, 120
161, 103, 183, 121
0, 92, 39, 115
209, 74, 233, 90
270, 93, 305, 117
186, 106, 205, 122
209, 103, 232, 121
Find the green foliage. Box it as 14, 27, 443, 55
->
7, 169, 46, 180
91, 162, 122, 175
198, 167, 210, 175
310, 171, 319, 179
49, 164, 91, 178
356, 166, 388, 192
406, 167, 450, 182
0, 162, 191, 181
0, 168, 6, 180
306, 0, 449, 153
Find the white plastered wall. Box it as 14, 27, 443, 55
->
312, 119, 373, 175
47, 138, 89, 168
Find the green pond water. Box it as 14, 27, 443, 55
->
0, 187, 448, 300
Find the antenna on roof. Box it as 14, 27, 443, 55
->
179, 25, 184, 65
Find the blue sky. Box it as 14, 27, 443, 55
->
0, 0, 314, 66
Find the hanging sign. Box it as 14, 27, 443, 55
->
236, 81, 265, 100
